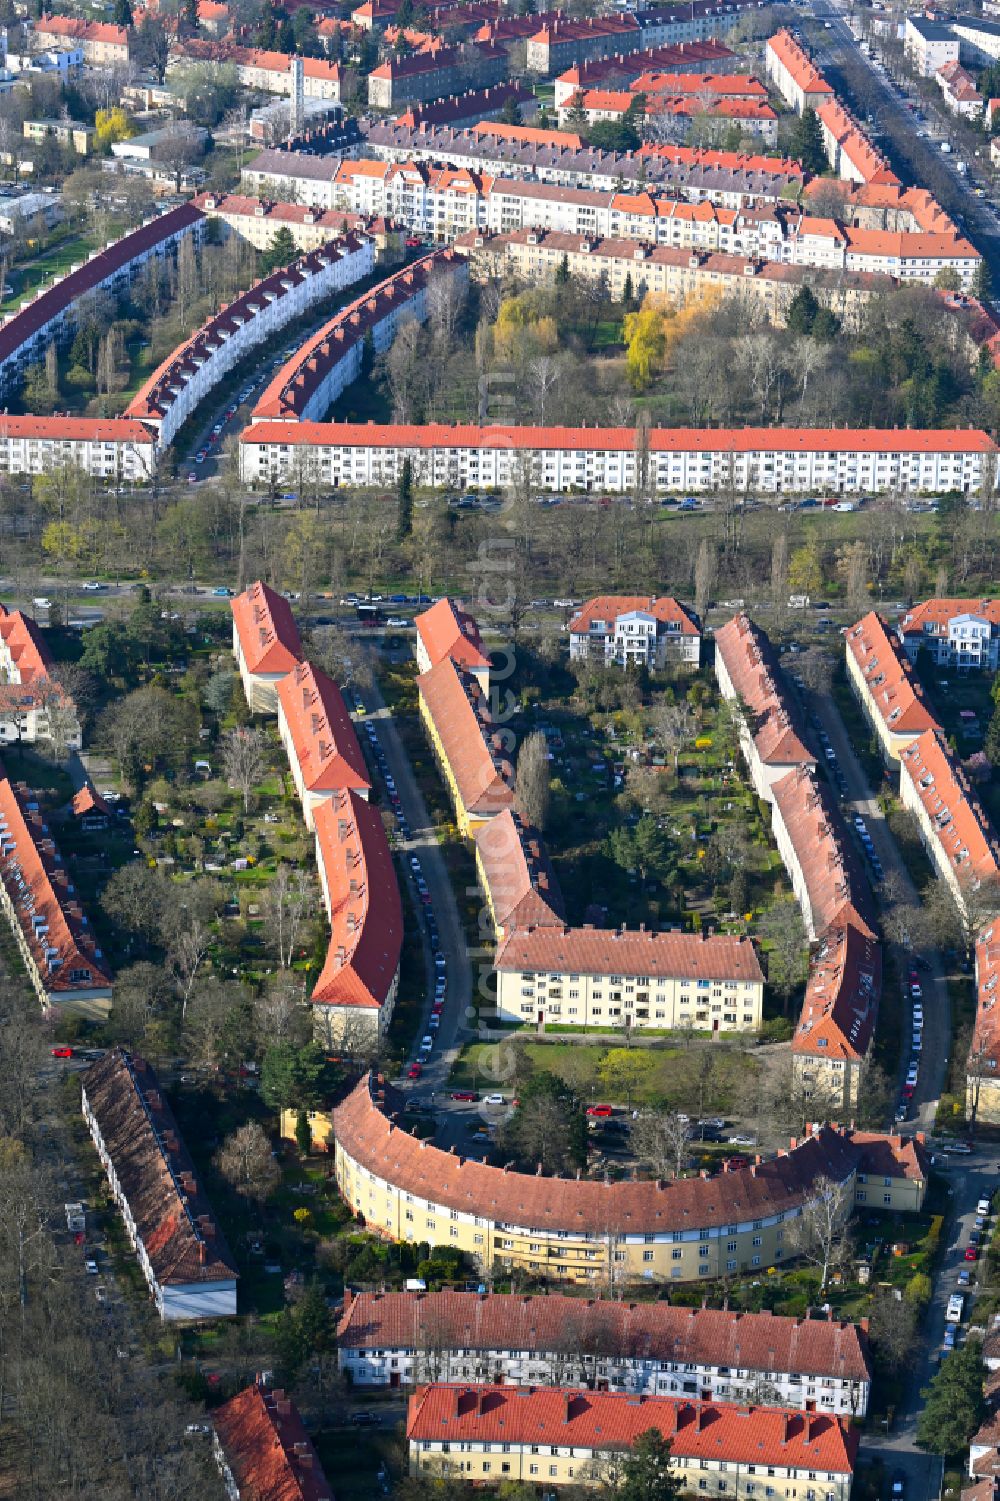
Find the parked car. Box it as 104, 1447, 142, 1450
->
587, 1104, 614, 1118
451, 1091, 478, 1102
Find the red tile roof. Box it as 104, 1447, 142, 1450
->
495, 923, 764, 983
973, 922, 1000, 1082
406, 1384, 859, 1472
338, 1289, 872, 1381
127, 237, 365, 425
898, 728, 1000, 888
568, 595, 699, 638
0, 415, 155, 444
0, 602, 52, 690
196, 194, 376, 241
846, 612, 940, 737
771, 765, 875, 940
36, 12, 129, 45
241, 422, 998, 455
312, 789, 402, 1011
898, 597, 1000, 641
0, 204, 202, 372
415, 596, 490, 673
334, 1073, 861, 1234
846, 1129, 930, 1184
473, 809, 565, 933
792, 921, 881, 1064
213, 1384, 332, 1501
714, 613, 814, 773
554, 41, 736, 92
82, 1048, 236, 1287
70, 781, 110, 818
253, 251, 462, 422
631, 70, 767, 98
277, 662, 371, 797
417, 657, 514, 819
231, 579, 303, 678
766, 29, 834, 98
0, 771, 111, 997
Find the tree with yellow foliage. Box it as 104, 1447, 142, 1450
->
493, 293, 559, 362
95, 107, 136, 150
623, 287, 724, 391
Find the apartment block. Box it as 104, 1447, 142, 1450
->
845, 611, 940, 762
0, 602, 81, 749
214, 1383, 332, 1499
897, 597, 1000, 672
277, 661, 371, 829
898, 728, 1000, 922
417, 656, 513, 835
230, 578, 303, 712
415, 596, 491, 689
568, 595, 701, 669
714, 613, 815, 803
473, 808, 565, 940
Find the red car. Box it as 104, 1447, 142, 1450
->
407, 1062, 422, 1080
51, 1046, 73, 1058
586, 1104, 614, 1118
451, 1090, 478, 1101
965, 1247, 979, 1261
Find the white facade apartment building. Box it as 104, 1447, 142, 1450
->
240, 423, 999, 496
126, 235, 373, 447
0, 416, 157, 481
898, 728, 1000, 922
904, 15, 960, 76
492, 926, 765, 1033
567, 595, 702, 668
897, 599, 1000, 672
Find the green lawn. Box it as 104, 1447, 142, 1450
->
5, 230, 99, 312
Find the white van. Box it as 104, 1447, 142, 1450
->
946, 1293, 964, 1324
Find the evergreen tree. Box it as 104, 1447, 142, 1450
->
260, 225, 299, 274
811, 305, 841, 341
786, 284, 819, 336
620, 1431, 684, 1501
622, 270, 634, 308
975, 258, 992, 298
112, 0, 133, 26
916, 1343, 986, 1456
396, 456, 413, 540
555, 252, 570, 285
790, 107, 828, 174
500, 94, 522, 125
182, 0, 197, 32
295, 1109, 312, 1156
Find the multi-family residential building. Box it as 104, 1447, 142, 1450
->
845, 611, 940, 763
714, 613, 815, 802
406, 1384, 859, 1497
213, 1383, 333, 1500
0, 203, 203, 401
898, 728, 1000, 921
127, 235, 373, 447
252, 252, 468, 425
0, 415, 157, 482
334, 1072, 926, 1284
473, 808, 565, 940
458, 229, 888, 329
897, 598, 1000, 671
765, 30, 835, 113
417, 656, 514, 835
568, 595, 701, 669
904, 15, 960, 76
311, 788, 402, 1051
493, 925, 765, 1032
552, 42, 738, 107
937, 59, 984, 117
240, 423, 998, 496
22, 117, 93, 154
0, 772, 112, 1017
277, 661, 371, 829
337, 1290, 873, 1413
561, 88, 779, 144
768, 766, 874, 944
82, 1049, 237, 1319
0, 602, 80, 749
948, 16, 1000, 65
415, 597, 491, 689
368, 41, 505, 108
230, 578, 303, 712
170, 38, 343, 99
969, 925, 1000, 1125
195, 193, 400, 257
793, 921, 881, 1113
34, 12, 131, 62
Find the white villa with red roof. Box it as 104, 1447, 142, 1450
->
0, 603, 81, 749
568, 595, 701, 669
897, 597, 1000, 672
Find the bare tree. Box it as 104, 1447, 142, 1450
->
516, 730, 551, 831
264, 864, 313, 969
214, 1122, 281, 1203
168, 917, 209, 1024
795, 647, 835, 696
255, 976, 310, 1048
221, 725, 266, 812
693, 538, 717, 618
632, 1110, 691, 1179
787, 1173, 853, 1290
651, 700, 694, 773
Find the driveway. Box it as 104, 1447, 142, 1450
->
356, 677, 473, 1097
807, 689, 949, 1128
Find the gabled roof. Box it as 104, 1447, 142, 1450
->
312, 789, 402, 1011
213, 1384, 332, 1501
771, 765, 875, 939
0, 772, 111, 996
335, 1073, 862, 1236
406, 1385, 859, 1472
231, 579, 303, 678
277, 662, 370, 797
793, 920, 881, 1063
766, 30, 833, 97
899, 728, 1000, 888
494, 924, 765, 983
0, 603, 53, 689
898, 597, 1000, 639
338, 1289, 872, 1382
82, 1049, 236, 1286
973, 923, 1000, 1075
846, 611, 940, 736
568, 595, 699, 637
416, 657, 514, 818
714, 613, 814, 771
473, 808, 565, 933
415, 596, 490, 673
